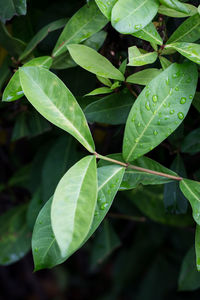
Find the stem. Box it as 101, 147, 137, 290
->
94, 152, 183, 181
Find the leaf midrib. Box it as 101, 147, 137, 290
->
169, 18, 200, 43
116, 0, 148, 24
182, 180, 200, 203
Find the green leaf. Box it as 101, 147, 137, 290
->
0, 22, 26, 57
97, 75, 112, 87
195, 225, 200, 271
126, 68, 162, 85
132, 22, 163, 45
84, 89, 135, 125
52, 2, 108, 57
90, 221, 121, 269
180, 179, 200, 225
159, 0, 190, 14
167, 14, 200, 44
111, 0, 159, 34
119, 59, 127, 75
158, 4, 197, 17
159, 56, 172, 70
67, 44, 125, 81
2, 56, 53, 102
51, 156, 98, 257
166, 42, 200, 65
181, 128, 200, 154
123, 62, 198, 162
95, 0, 117, 19
178, 247, 200, 291
0, 0, 26, 23
27, 189, 43, 230
19, 19, 67, 61
85, 87, 113, 96
19, 66, 95, 153
32, 197, 64, 271
0, 205, 31, 265
128, 46, 158, 66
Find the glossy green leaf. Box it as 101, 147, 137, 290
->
0, 0, 26, 23
19, 19, 67, 61
159, 0, 190, 14
52, 2, 108, 57
119, 59, 127, 75
166, 42, 200, 65
51, 156, 97, 257
178, 247, 200, 291
67, 44, 124, 81
19, 66, 95, 153
195, 225, 200, 271
111, 0, 159, 34
3, 56, 53, 102
180, 179, 200, 225
97, 75, 112, 87
159, 56, 172, 70
158, 4, 197, 17
84, 89, 135, 125
0, 205, 31, 265
167, 14, 200, 44
128, 46, 158, 66
32, 197, 64, 271
85, 87, 113, 96
95, 0, 117, 19
123, 62, 198, 162
181, 128, 200, 154
126, 68, 162, 85
133, 22, 163, 45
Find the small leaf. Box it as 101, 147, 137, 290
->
19, 66, 95, 153
95, 0, 117, 19
0, 0, 26, 23
133, 22, 163, 46
128, 46, 158, 66
52, 2, 108, 57
111, 0, 159, 34
67, 44, 124, 81
51, 156, 98, 257
97, 75, 112, 87
181, 128, 200, 155
126, 68, 162, 85
119, 59, 127, 75
159, 56, 172, 70
158, 4, 197, 17
195, 225, 200, 271
159, 0, 190, 14
85, 87, 113, 96
167, 14, 200, 44
123, 62, 198, 162
180, 179, 200, 225
166, 42, 200, 65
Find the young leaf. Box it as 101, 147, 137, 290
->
111, 0, 159, 34
84, 89, 135, 125
19, 19, 67, 61
159, 56, 172, 70
166, 42, 200, 65
167, 14, 200, 44
0, 0, 26, 23
3, 56, 52, 102
180, 179, 200, 225
51, 156, 98, 257
52, 2, 108, 57
133, 22, 163, 46
126, 68, 162, 85
97, 75, 112, 87
95, 0, 117, 19
32, 197, 65, 271
195, 225, 200, 271
67, 44, 124, 81
181, 128, 200, 155
159, 0, 190, 14
158, 4, 197, 17
123, 62, 198, 162
128, 46, 158, 66
19, 66, 95, 153
85, 87, 113, 96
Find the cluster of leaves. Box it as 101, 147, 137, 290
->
1, 0, 200, 295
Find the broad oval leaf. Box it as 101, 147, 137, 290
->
111, 0, 159, 34
126, 68, 162, 85
128, 46, 158, 66
123, 62, 198, 162
67, 44, 124, 81
3, 56, 52, 102
19, 66, 95, 153
159, 0, 190, 14
133, 22, 163, 46
167, 14, 200, 44
166, 42, 200, 65
51, 156, 97, 257
52, 2, 108, 57
95, 0, 117, 19
158, 4, 197, 17
180, 179, 200, 225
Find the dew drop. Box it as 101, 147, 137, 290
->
180, 97, 186, 104
94, 211, 99, 216
137, 122, 141, 127
165, 116, 169, 120
189, 95, 193, 99
169, 88, 173, 95
153, 130, 158, 136
177, 112, 184, 120
157, 119, 161, 125
172, 72, 179, 78
34, 247, 39, 252
175, 87, 179, 91
131, 117, 135, 122
170, 110, 174, 114
165, 77, 169, 85
152, 95, 158, 103
163, 103, 167, 108
39, 221, 42, 225
145, 101, 150, 111
145, 90, 150, 97
135, 138, 139, 143
149, 146, 153, 150
134, 24, 142, 30
101, 202, 108, 210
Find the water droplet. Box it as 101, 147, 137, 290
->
135, 138, 139, 143
137, 122, 141, 127
174, 121, 178, 125
177, 112, 184, 120
145, 90, 150, 97
163, 103, 167, 108
165, 116, 169, 120
94, 211, 99, 216
39, 221, 42, 225
101, 202, 108, 210
153, 130, 158, 136
157, 119, 161, 125
167, 102, 171, 107
34, 248, 39, 252
175, 87, 179, 91
189, 95, 193, 99
152, 95, 158, 103
149, 146, 153, 150
153, 110, 157, 115
180, 97, 186, 104
134, 24, 142, 30
165, 77, 169, 85
131, 117, 135, 122
170, 110, 174, 114
158, 112, 162, 117
145, 101, 150, 111
169, 88, 173, 95
172, 72, 179, 78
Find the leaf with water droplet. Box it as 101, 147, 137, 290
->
123, 62, 198, 161
132, 22, 163, 45
128, 46, 158, 66
95, 0, 117, 19
166, 42, 200, 65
